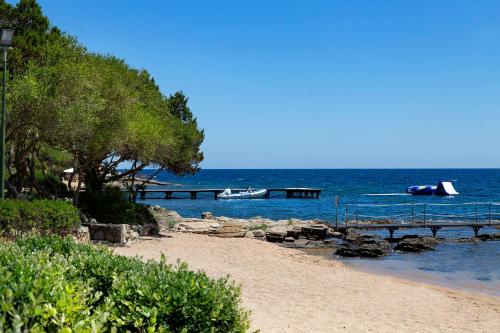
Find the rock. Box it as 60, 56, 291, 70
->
138, 223, 158, 236
152, 205, 163, 211
358, 241, 390, 257
74, 226, 90, 243
251, 229, 266, 239
286, 226, 303, 239
335, 233, 390, 257
335, 245, 359, 257
201, 211, 213, 220
345, 229, 361, 242
177, 220, 213, 234
279, 238, 309, 248
88, 223, 127, 244
476, 234, 494, 241
305, 240, 332, 249
330, 231, 345, 239
266, 226, 288, 242
284, 236, 295, 242
395, 236, 437, 252
212, 221, 247, 238
301, 224, 328, 240
245, 230, 266, 240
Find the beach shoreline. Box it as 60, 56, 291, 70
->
114, 233, 500, 333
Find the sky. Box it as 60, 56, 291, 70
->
18, 1, 500, 168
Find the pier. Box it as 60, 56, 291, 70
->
137, 187, 321, 200
335, 202, 500, 238
336, 222, 500, 238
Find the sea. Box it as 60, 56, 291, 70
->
136, 169, 500, 296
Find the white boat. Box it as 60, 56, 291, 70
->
218, 188, 267, 199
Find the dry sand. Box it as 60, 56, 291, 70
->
115, 233, 500, 333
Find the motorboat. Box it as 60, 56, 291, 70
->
406, 181, 459, 196
217, 188, 267, 199
406, 185, 437, 195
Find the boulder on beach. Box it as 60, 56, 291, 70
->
266, 226, 288, 242
245, 229, 266, 240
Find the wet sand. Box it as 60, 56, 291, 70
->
115, 233, 500, 333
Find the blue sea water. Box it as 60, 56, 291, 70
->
137, 169, 500, 295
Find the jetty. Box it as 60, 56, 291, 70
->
137, 187, 321, 200
336, 222, 500, 238
335, 202, 500, 238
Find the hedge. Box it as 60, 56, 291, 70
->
0, 236, 250, 332
0, 199, 80, 235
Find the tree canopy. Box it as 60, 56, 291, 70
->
1, 0, 204, 199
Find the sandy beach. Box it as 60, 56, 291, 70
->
115, 233, 500, 333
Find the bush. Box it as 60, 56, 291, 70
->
0, 199, 80, 235
80, 186, 157, 225
34, 170, 71, 197
0, 236, 250, 332
249, 223, 269, 231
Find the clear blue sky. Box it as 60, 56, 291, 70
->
27, 1, 500, 168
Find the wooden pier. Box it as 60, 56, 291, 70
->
137, 187, 321, 200
335, 222, 500, 238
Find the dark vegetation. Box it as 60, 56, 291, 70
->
0, 235, 250, 332
79, 186, 156, 225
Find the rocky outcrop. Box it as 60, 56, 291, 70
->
335, 234, 391, 257
301, 224, 329, 240
266, 226, 288, 242
213, 221, 248, 238
245, 229, 266, 240
280, 238, 333, 249
394, 235, 437, 252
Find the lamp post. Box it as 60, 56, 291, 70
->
0, 29, 14, 199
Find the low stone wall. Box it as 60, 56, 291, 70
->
83, 223, 158, 245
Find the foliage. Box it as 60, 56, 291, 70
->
0, 199, 80, 235
0, 236, 250, 332
249, 223, 269, 231
79, 186, 157, 225
1, 0, 204, 199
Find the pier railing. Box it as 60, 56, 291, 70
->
341, 202, 500, 226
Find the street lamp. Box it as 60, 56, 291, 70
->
0, 28, 14, 199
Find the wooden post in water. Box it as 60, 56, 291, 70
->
355, 204, 358, 227
345, 205, 349, 229
335, 196, 339, 229
423, 204, 426, 227
475, 204, 478, 223
411, 204, 414, 223
488, 203, 491, 226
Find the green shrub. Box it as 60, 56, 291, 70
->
0, 236, 250, 332
0, 199, 80, 235
249, 223, 269, 231
80, 186, 157, 225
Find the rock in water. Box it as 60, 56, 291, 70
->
394, 235, 437, 252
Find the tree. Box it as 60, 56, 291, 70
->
3, 0, 204, 201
